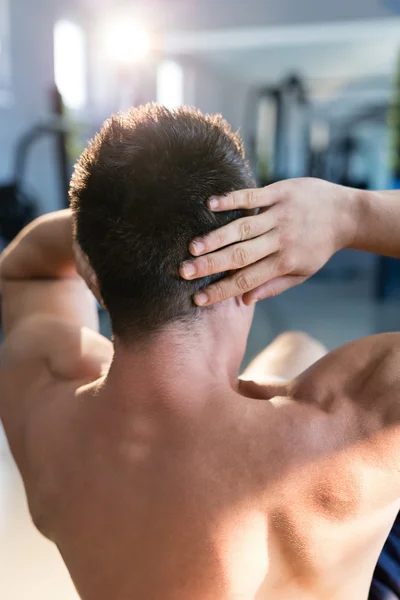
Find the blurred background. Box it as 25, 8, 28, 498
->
2, 0, 400, 597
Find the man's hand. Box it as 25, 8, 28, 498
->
179, 178, 357, 306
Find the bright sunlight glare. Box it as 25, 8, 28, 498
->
156, 60, 184, 109
105, 18, 150, 64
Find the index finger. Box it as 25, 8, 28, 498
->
189, 210, 276, 256
208, 186, 278, 212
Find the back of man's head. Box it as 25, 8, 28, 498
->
70, 104, 255, 342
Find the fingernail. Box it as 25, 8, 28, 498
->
191, 239, 205, 255
181, 261, 196, 279
208, 197, 219, 209
194, 292, 209, 306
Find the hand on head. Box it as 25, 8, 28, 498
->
179, 178, 354, 306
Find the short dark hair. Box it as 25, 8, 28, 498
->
70, 104, 255, 340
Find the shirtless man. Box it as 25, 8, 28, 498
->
0, 105, 399, 600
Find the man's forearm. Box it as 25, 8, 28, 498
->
0, 210, 76, 281
349, 188, 400, 259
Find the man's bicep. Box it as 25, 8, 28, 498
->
1, 315, 113, 381
2, 277, 99, 336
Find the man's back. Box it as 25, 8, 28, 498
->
15, 335, 399, 600
2, 113, 400, 600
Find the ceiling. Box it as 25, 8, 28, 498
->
86, 0, 400, 118
195, 38, 398, 90
108, 0, 396, 32
88, 0, 400, 91
162, 16, 400, 118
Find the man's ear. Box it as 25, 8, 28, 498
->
73, 242, 106, 309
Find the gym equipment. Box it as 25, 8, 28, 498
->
0, 116, 69, 244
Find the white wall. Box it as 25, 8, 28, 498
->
183, 58, 252, 154
0, 0, 254, 219
0, 0, 55, 212
0, 0, 93, 214
3, 0, 389, 214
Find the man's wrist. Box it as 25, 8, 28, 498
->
336, 185, 368, 252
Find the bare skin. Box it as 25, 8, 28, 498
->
0, 182, 400, 600
180, 178, 399, 306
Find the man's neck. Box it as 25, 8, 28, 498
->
104, 311, 248, 407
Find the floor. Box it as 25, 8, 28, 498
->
1, 277, 399, 599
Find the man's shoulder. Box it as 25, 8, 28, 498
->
286, 334, 400, 509
293, 333, 400, 423
241, 333, 400, 474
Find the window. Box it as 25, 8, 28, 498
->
157, 60, 184, 109
54, 20, 87, 110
